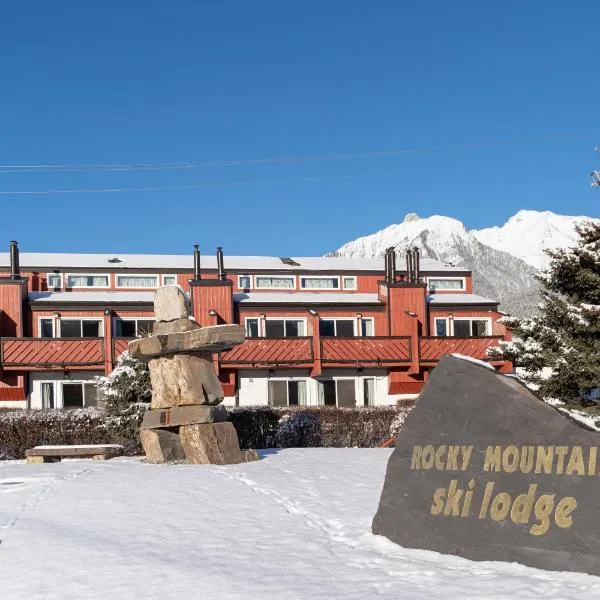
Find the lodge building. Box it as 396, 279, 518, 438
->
0, 242, 511, 410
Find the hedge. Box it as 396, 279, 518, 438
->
0, 405, 413, 460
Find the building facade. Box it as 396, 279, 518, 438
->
0, 242, 511, 410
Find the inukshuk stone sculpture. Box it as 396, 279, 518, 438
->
128, 286, 259, 465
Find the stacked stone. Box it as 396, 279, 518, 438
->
129, 286, 259, 465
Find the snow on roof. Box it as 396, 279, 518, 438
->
0, 252, 458, 273
29, 291, 154, 304
234, 292, 382, 305
427, 293, 498, 305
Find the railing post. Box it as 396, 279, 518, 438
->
408, 315, 420, 375
309, 312, 321, 376
103, 309, 113, 375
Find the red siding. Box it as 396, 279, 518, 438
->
220, 338, 313, 365
419, 336, 503, 362
1, 339, 104, 368
321, 337, 411, 364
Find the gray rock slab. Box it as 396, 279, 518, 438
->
128, 324, 245, 360
140, 428, 186, 463
372, 355, 600, 577
142, 404, 228, 429
154, 286, 190, 322
153, 318, 200, 335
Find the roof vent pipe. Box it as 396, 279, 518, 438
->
390, 248, 397, 282
413, 247, 420, 283
193, 244, 201, 280
216, 247, 226, 281
9, 240, 20, 280
406, 249, 413, 283
384, 249, 390, 283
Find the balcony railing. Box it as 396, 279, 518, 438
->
0, 338, 105, 369
321, 336, 411, 366
419, 336, 504, 362
220, 337, 314, 366
112, 337, 132, 361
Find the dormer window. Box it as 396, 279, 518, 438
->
427, 277, 465, 291
47, 273, 62, 288
66, 274, 109, 288
300, 276, 339, 290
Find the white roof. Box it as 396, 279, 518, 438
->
427, 293, 498, 305
29, 291, 154, 304
234, 292, 382, 305
0, 252, 458, 273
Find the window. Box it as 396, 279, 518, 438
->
61, 382, 98, 409
342, 276, 357, 290
360, 318, 374, 336
428, 277, 465, 291
60, 319, 102, 338
41, 382, 54, 409
238, 275, 252, 289
264, 319, 305, 337
319, 319, 355, 337
321, 379, 356, 407
453, 318, 490, 337
162, 275, 177, 286
268, 380, 307, 407
300, 276, 339, 290
363, 378, 375, 406
434, 318, 449, 337
39, 318, 54, 338
114, 318, 154, 337
116, 274, 158, 288
255, 275, 295, 289
47, 273, 62, 288
245, 318, 259, 338
66, 274, 109, 288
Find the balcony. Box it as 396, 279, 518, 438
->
0, 338, 105, 370
321, 337, 411, 367
220, 337, 313, 367
419, 336, 504, 363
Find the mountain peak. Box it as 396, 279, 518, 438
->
403, 213, 421, 223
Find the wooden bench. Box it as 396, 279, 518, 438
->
25, 444, 124, 464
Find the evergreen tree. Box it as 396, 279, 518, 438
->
96, 351, 151, 417
489, 222, 600, 405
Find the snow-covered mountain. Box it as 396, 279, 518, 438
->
473, 210, 600, 270
330, 210, 597, 316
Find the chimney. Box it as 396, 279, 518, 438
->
384, 249, 390, 283
390, 248, 397, 282
413, 247, 420, 283
9, 240, 20, 280
193, 244, 201, 280
216, 247, 226, 281
406, 249, 414, 283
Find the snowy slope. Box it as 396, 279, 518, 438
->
331, 213, 540, 316
1, 450, 599, 599
473, 210, 600, 270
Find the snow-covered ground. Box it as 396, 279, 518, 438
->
1, 449, 599, 599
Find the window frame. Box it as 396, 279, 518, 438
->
253, 275, 296, 290
65, 273, 111, 289
267, 378, 308, 407
238, 274, 253, 290
359, 317, 375, 337
38, 316, 56, 338
58, 317, 104, 338
38, 380, 99, 409
46, 272, 62, 289
451, 317, 492, 337
342, 275, 357, 290
299, 275, 340, 290
319, 377, 357, 408
426, 276, 466, 292
434, 317, 450, 337
113, 317, 155, 338
319, 317, 357, 337
161, 274, 178, 286
244, 317, 260, 338
115, 273, 159, 289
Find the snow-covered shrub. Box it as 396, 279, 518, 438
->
0, 408, 109, 460
275, 411, 323, 448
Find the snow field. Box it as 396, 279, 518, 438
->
1, 449, 599, 599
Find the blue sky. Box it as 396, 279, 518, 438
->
0, 1, 598, 256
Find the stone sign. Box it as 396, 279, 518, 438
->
372, 355, 600, 576
131, 286, 259, 465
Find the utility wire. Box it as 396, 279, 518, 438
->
0, 131, 588, 175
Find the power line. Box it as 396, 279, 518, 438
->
0, 173, 358, 196
0, 131, 589, 175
